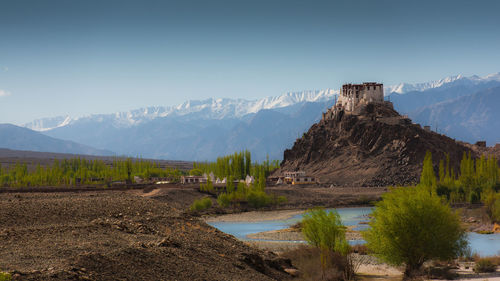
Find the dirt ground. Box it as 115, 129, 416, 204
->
0, 189, 291, 281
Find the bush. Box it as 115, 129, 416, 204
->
189, 169, 203, 176
247, 190, 271, 208
483, 190, 500, 223
474, 258, 497, 273
217, 192, 231, 208
363, 186, 468, 279
302, 208, 348, 253
190, 197, 212, 212
301, 208, 356, 280
0, 272, 11, 281
282, 246, 347, 281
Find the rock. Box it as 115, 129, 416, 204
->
284, 268, 299, 276
276, 102, 473, 186
493, 223, 500, 233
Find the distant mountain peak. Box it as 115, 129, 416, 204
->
385, 72, 500, 95
24, 89, 338, 132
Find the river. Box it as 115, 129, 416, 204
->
207, 207, 500, 257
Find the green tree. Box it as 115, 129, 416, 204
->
419, 151, 436, 192
302, 208, 350, 277
363, 186, 468, 278
189, 168, 203, 176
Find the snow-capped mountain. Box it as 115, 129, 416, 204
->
24, 89, 337, 131
385, 72, 500, 94
18, 71, 500, 161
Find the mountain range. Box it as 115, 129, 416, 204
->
6, 72, 500, 161
0, 124, 113, 156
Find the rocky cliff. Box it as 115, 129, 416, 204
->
277, 103, 473, 186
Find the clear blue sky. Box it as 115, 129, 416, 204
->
1, 0, 499, 124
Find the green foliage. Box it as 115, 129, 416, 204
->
301, 208, 353, 279
417, 151, 500, 206
194, 150, 284, 209
226, 176, 235, 193
302, 208, 349, 255
217, 192, 231, 208
190, 197, 212, 212
193, 150, 279, 181
483, 190, 500, 223
246, 190, 272, 208
419, 151, 437, 192
189, 168, 203, 176
200, 176, 214, 193
474, 259, 497, 273
0, 158, 183, 188
0, 271, 11, 281
363, 186, 468, 277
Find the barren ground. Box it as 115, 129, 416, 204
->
0, 188, 291, 281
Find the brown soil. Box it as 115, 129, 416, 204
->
0, 190, 292, 281
277, 103, 474, 186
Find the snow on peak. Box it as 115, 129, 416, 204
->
385, 72, 500, 95
24, 89, 338, 131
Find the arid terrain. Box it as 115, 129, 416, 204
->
277, 103, 476, 186
0, 188, 292, 281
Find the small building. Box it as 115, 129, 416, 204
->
181, 176, 208, 184
245, 175, 255, 185
423, 126, 431, 132
283, 171, 316, 185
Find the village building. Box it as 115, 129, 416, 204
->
181, 175, 208, 184
283, 171, 316, 185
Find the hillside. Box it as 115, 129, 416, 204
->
277, 103, 473, 186
0, 124, 114, 156
411, 86, 500, 145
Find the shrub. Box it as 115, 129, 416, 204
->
302, 208, 348, 253
474, 258, 497, 273
282, 246, 347, 281
189, 169, 203, 176
363, 186, 468, 279
301, 208, 356, 280
190, 197, 212, 212
247, 190, 271, 208
483, 190, 500, 223
0, 271, 11, 281
217, 192, 231, 208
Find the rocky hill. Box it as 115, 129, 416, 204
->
277, 102, 474, 186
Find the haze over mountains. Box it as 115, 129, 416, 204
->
0, 124, 113, 156
6, 72, 500, 161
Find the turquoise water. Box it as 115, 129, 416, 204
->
207, 207, 500, 257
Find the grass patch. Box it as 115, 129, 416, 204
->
282, 245, 350, 281
474, 258, 497, 273
190, 197, 212, 212
0, 271, 11, 281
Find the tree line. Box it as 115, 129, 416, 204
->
192, 150, 280, 181
0, 158, 183, 187
190, 150, 285, 210
420, 151, 500, 204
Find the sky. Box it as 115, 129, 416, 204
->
1, 0, 500, 125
